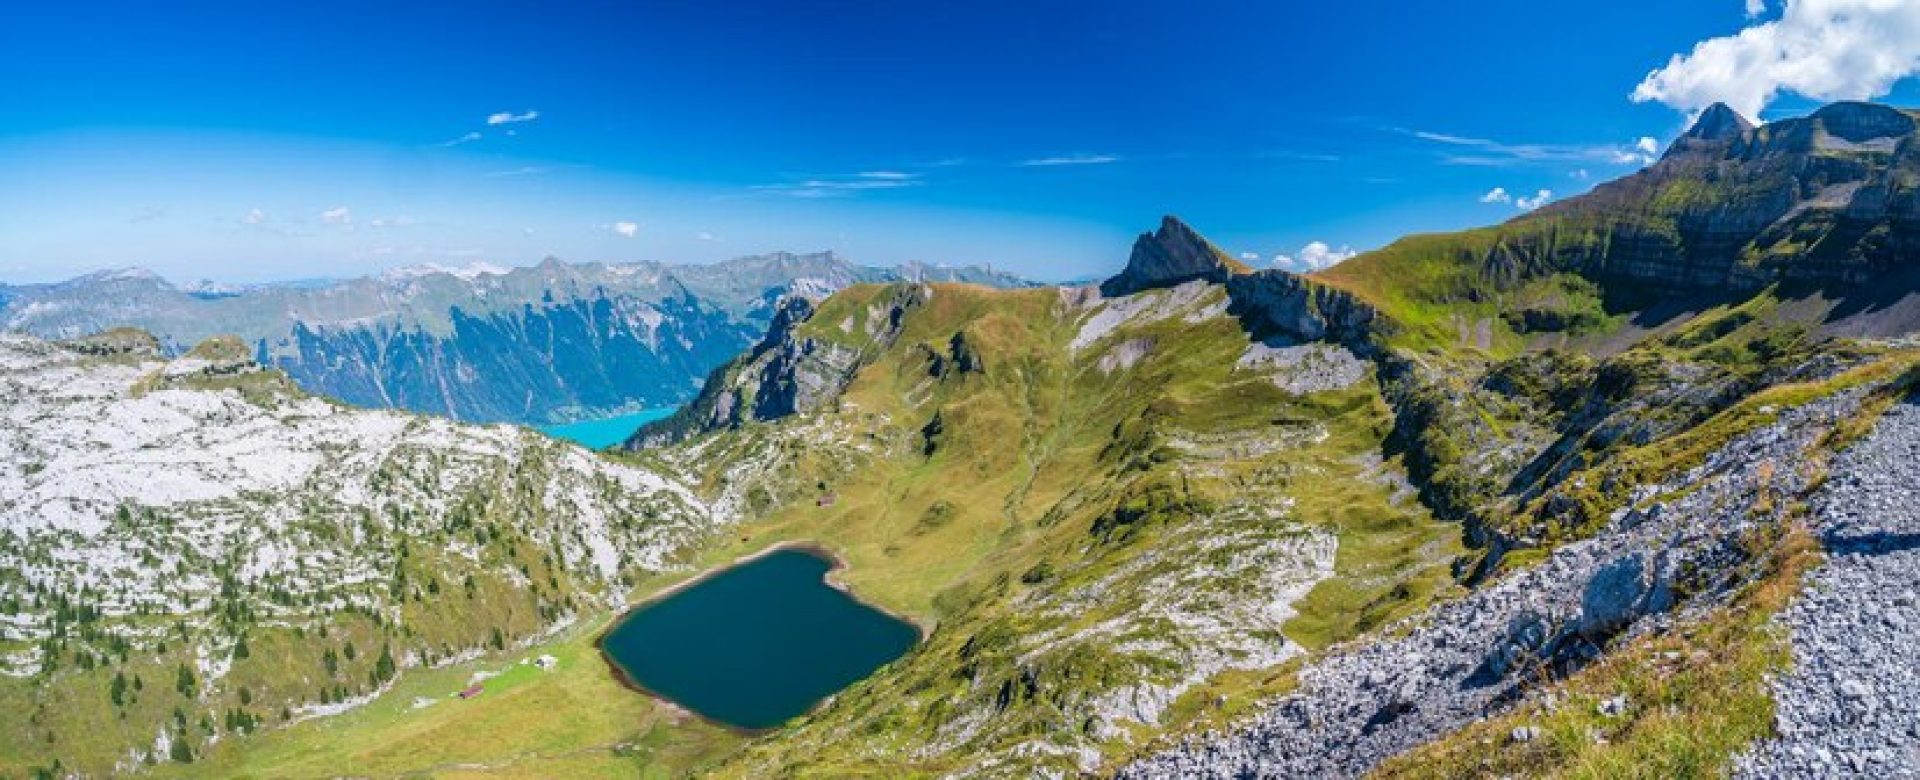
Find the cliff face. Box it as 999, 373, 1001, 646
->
625, 284, 929, 447
1486, 101, 1920, 293
1099, 215, 1251, 297
1224, 269, 1382, 349
272, 291, 754, 424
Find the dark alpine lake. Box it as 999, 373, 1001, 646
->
600, 547, 919, 730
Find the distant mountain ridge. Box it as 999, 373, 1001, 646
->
0, 253, 1032, 425
1310, 100, 1920, 354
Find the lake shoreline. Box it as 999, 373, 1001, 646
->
592, 539, 927, 736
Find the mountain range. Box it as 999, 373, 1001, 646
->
0, 254, 1030, 426
5, 101, 1920, 779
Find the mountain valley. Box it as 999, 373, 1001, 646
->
5, 101, 1920, 779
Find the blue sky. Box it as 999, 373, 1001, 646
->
6, 0, 1920, 283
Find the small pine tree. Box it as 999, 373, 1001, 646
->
110, 670, 128, 707
175, 663, 197, 698
373, 642, 396, 683
169, 734, 193, 764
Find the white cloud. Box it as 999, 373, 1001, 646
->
1273, 241, 1358, 273
1516, 189, 1554, 210
612, 221, 639, 238
486, 110, 540, 125
242, 208, 267, 225
1480, 187, 1513, 204
752, 172, 923, 198
320, 206, 351, 225
697, 231, 717, 242
1609, 145, 1658, 166
1239, 252, 1260, 261
1632, 0, 1920, 119
1407, 128, 1664, 168
1748, 0, 1769, 17
369, 215, 417, 228
1019, 153, 1119, 167
486, 166, 552, 177
437, 131, 482, 148
1635, 136, 1660, 155
1570, 169, 1591, 180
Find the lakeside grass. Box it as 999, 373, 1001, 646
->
169, 609, 743, 779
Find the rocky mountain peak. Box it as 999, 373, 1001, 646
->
1099, 215, 1250, 297
1660, 102, 1754, 161
1683, 102, 1754, 142
1810, 100, 1917, 142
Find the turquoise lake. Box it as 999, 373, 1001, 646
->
599, 548, 920, 730
538, 408, 676, 449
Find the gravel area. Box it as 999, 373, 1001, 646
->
1119, 389, 1865, 779
1735, 397, 1920, 778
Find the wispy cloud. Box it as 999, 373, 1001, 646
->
436, 131, 482, 148
752, 171, 924, 198
486, 166, 553, 178
1402, 127, 1656, 168
1255, 150, 1342, 163
1480, 187, 1513, 204
128, 206, 167, 224
612, 221, 639, 238
321, 206, 351, 225
1019, 153, 1120, 167
486, 110, 540, 126
242, 208, 268, 225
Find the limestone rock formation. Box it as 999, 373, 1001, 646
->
1099, 215, 1251, 297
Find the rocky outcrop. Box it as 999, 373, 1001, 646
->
1660, 101, 1754, 159
1100, 215, 1251, 297
1121, 384, 1868, 779
1223, 270, 1381, 350
625, 284, 928, 448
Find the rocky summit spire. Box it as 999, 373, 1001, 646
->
1099, 215, 1250, 298
1660, 102, 1754, 160
1686, 102, 1754, 140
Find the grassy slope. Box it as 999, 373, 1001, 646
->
692, 283, 1458, 776
50, 265, 1908, 778
160, 610, 741, 780
182, 281, 1459, 778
